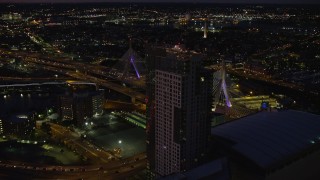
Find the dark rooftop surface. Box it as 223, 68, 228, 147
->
161, 158, 229, 180
211, 110, 320, 169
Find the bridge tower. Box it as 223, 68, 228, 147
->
212, 59, 232, 113
212, 60, 258, 120
111, 37, 146, 80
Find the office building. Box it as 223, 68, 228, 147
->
60, 96, 74, 121
147, 45, 212, 177
92, 89, 105, 116
0, 119, 3, 135
1, 113, 36, 138
146, 47, 167, 176
59, 84, 105, 126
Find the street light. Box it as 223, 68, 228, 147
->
118, 140, 122, 144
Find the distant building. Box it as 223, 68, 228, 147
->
73, 93, 92, 126
0, 119, 3, 135
92, 89, 105, 116
1, 13, 22, 21
60, 96, 74, 121
59, 85, 105, 126
1, 113, 36, 138
0, 81, 104, 127
147, 45, 212, 177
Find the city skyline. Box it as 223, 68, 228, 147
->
0, 2, 320, 179
0, 0, 320, 4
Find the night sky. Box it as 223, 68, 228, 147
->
0, 0, 319, 4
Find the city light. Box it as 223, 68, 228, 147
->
0, 2, 319, 179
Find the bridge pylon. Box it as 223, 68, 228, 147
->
111, 38, 146, 81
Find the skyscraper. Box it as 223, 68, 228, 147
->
147, 45, 212, 177
146, 47, 166, 177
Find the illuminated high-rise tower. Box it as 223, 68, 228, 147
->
145, 46, 166, 179
147, 45, 212, 177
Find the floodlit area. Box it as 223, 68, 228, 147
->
84, 112, 146, 158
42, 144, 82, 165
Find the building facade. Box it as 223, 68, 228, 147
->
60, 89, 105, 126
1, 113, 36, 138
148, 46, 212, 177
146, 47, 167, 176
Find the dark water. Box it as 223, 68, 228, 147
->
0, 93, 59, 115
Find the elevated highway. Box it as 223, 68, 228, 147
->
1, 48, 146, 103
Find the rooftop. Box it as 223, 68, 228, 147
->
161, 158, 229, 180
211, 110, 320, 170
164, 44, 201, 61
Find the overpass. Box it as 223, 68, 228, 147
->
66, 71, 146, 103
0, 48, 147, 103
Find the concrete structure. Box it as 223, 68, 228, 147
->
211, 110, 320, 180
148, 46, 212, 177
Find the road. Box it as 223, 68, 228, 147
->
0, 157, 147, 179
0, 48, 147, 103
209, 64, 305, 91
67, 71, 146, 102
0, 122, 147, 179
49, 123, 115, 163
